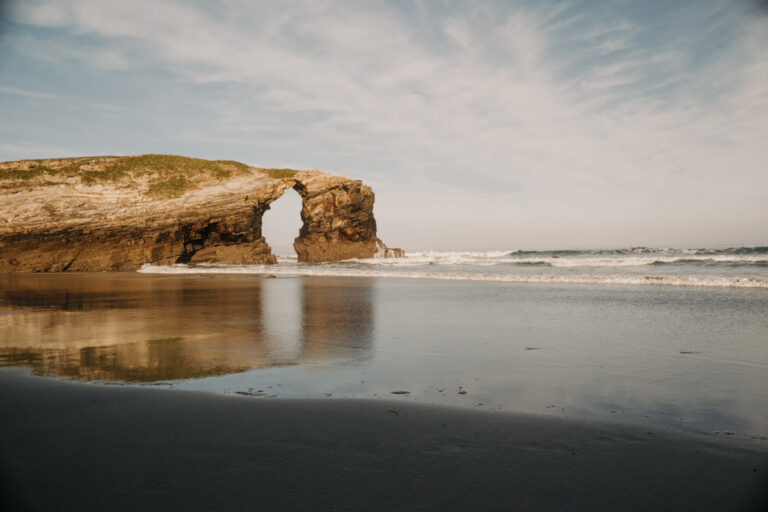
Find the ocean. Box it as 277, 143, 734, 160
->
1, 245, 767, 442
140, 245, 768, 289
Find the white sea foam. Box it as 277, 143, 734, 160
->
140, 247, 768, 288
340, 251, 768, 268
139, 263, 768, 289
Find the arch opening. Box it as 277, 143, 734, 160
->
261, 187, 303, 262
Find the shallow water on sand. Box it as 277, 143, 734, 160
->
1, 273, 767, 441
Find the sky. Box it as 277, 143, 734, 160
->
1, 0, 766, 251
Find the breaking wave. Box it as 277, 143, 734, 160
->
138, 246, 768, 289
341, 249, 768, 269
510, 246, 768, 256
140, 265, 768, 289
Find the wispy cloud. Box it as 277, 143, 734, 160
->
2, 0, 767, 248
0, 142, 83, 159
0, 85, 60, 99
0, 80, 125, 112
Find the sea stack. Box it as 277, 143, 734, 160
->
0, 154, 403, 271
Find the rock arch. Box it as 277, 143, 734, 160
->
0, 164, 402, 272
242, 170, 401, 264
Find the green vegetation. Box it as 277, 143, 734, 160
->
0, 154, 253, 199
147, 176, 191, 198
77, 154, 250, 186
0, 155, 303, 199
2, 167, 49, 180
262, 168, 298, 179
3, 163, 83, 181
99, 154, 249, 181
0, 176, 62, 190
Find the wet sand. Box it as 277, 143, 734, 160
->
4, 273, 768, 440
1, 368, 766, 511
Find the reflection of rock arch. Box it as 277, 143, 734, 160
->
0, 274, 271, 381
0, 273, 376, 382
299, 278, 375, 363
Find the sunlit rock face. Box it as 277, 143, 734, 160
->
291, 171, 404, 262
0, 156, 402, 271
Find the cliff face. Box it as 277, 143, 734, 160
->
0, 155, 402, 272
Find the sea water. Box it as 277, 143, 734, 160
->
140, 246, 768, 289
1, 246, 767, 442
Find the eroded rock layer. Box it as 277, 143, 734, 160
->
0, 155, 402, 272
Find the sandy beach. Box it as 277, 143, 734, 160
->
2, 273, 768, 510
1, 368, 766, 511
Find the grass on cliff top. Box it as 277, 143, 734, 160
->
0, 154, 252, 198
83, 154, 251, 184
1, 155, 302, 198
261, 168, 298, 179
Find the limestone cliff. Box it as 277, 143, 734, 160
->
0, 155, 402, 272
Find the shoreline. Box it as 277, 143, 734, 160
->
3, 273, 768, 442
2, 368, 766, 511
136, 264, 768, 290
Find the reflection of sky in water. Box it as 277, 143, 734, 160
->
1, 273, 767, 441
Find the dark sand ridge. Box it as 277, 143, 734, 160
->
1, 369, 766, 511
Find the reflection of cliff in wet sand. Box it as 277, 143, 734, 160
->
300, 278, 374, 363
0, 273, 374, 381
